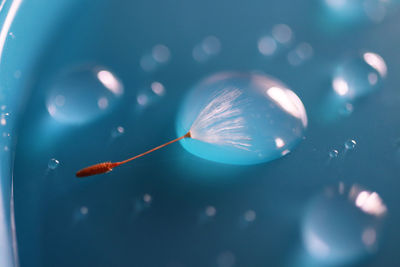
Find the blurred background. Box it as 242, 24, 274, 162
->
1, 0, 400, 266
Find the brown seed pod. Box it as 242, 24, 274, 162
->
76, 162, 119, 178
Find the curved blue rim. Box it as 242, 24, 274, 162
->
0, 0, 79, 266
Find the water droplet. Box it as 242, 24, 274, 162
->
329, 149, 339, 158
143, 193, 152, 203
202, 36, 221, 55
46, 66, 124, 124
193, 36, 221, 62
258, 36, 277, 56
0, 112, 9, 126
152, 44, 171, 63
287, 42, 314, 66
363, 0, 387, 23
14, 70, 21, 79
48, 158, 60, 170
338, 102, 354, 116
243, 210, 256, 222
302, 185, 387, 264
217, 251, 236, 267
151, 81, 166, 96
332, 52, 386, 100
140, 54, 158, 72
111, 126, 125, 138
80, 206, 89, 215
177, 72, 308, 165
205, 206, 217, 217
272, 24, 293, 44
133, 193, 152, 214
345, 139, 357, 150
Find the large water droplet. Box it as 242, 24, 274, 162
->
302, 184, 387, 265
176, 72, 307, 165
332, 52, 387, 100
46, 66, 124, 124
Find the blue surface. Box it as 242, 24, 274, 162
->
2, 0, 400, 266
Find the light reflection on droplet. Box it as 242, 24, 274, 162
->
177, 72, 307, 165
48, 158, 60, 170
302, 184, 387, 265
46, 66, 124, 124
97, 69, 124, 95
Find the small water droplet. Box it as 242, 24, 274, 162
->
329, 149, 339, 158
193, 36, 221, 62
111, 126, 125, 138
202, 36, 221, 55
151, 81, 166, 96
272, 24, 293, 44
152, 44, 171, 63
345, 139, 357, 150
14, 70, 21, 79
244, 210, 256, 222
80, 206, 89, 215
143, 193, 152, 203
48, 158, 60, 170
217, 251, 236, 267
133, 193, 152, 215
0, 112, 9, 126
258, 36, 277, 56
205, 206, 217, 217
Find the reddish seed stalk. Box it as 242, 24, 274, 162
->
76, 131, 191, 178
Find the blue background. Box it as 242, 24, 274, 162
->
1, 0, 400, 266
